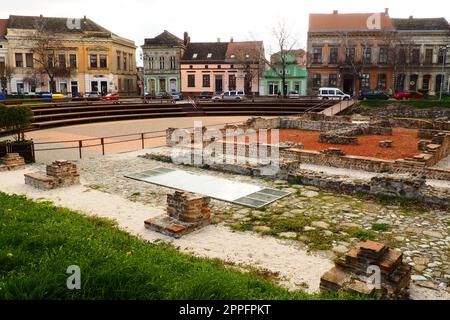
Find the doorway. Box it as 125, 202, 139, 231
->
215, 75, 223, 93
101, 81, 108, 94
343, 77, 354, 96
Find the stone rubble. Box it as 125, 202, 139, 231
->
0, 153, 26, 172
24, 160, 80, 190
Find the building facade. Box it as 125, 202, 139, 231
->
307, 10, 450, 97
0, 19, 10, 93
391, 17, 450, 95
142, 30, 187, 95
260, 50, 308, 96
180, 40, 264, 96
5, 15, 137, 96
307, 10, 395, 96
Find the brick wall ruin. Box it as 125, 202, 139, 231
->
24, 160, 80, 190
320, 241, 411, 298
144, 191, 211, 238
0, 153, 26, 172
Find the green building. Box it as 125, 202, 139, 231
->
260, 51, 308, 96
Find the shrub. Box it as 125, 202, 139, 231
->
0, 105, 34, 141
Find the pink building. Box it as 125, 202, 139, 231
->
180, 39, 264, 96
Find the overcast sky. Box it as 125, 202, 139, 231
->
2, 0, 450, 64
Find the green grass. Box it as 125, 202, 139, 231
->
0, 192, 358, 300
371, 224, 390, 232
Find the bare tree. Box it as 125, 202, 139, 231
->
0, 64, 13, 92
268, 20, 298, 97
27, 17, 75, 93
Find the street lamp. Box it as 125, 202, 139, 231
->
439, 45, 450, 101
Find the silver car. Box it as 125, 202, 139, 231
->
222, 90, 246, 102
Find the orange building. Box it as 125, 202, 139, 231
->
307, 9, 395, 96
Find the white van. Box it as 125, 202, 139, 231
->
318, 87, 351, 101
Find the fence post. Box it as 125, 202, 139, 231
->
141, 133, 145, 149
78, 140, 82, 159
101, 138, 105, 155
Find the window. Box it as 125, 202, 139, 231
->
150, 57, 154, 69
345, 48, 355, 64
91, 81, 99, 92
69, 54, 77, 68
207, 53, 212, 59
187, 75, 195, 87
15, 53, 23, 67
409, 74, 418, 90
377, 74, 387, 90
411, 49, 420, 65
438, 49, 446, 64
203, 74, 210, 87
170, 56, 176, 70
329, 48, 338, 64
129, 54, 133, 71
99, 55, 107, 68
48, 55, 54, 68
123, 55, 127, 70
361, 74, 370, 89
159, 56, 164, 69
312, 47, 322, 64
117, 52, 121, 70
312, 74, 321, 87
58, 54, 66, 68
422, 75, 431, 91
328, 74, 338, 87
425, 49, 433, 64
25, 53, 33, 68
379, 47, 388, 64
0, 57, 5, 70
71, 81, 78, 95
362, 47, 372, 64
398, 48, 406, 64
90, 54, 98, 68
205, 65, 209, 69
192, 53, 198, 59
229, 75, 236, 90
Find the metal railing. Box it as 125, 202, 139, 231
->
33, 120, 245, 159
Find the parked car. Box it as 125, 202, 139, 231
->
211, 92, 223, 102
170, 92, 183, 101
358, 89, 390, 100
101, 93, 120, 101
198, 92, 213, 100
318, 87, 351, 101
222, 90, 246, 102
51, 93, 66, 100
393, 91, 424, 100
156, 92, 172, 99
287, 91, 300, 99
84, 92, 101, 100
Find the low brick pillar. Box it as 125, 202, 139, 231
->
379, 140, 393, 148
145, 191, 211, 238
24, 160, 80, 190
320, 241, 411, 298
0, 153, 26, 172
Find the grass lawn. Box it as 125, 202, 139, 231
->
0, 192, 357, 300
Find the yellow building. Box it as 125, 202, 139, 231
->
5, 15, 137, 96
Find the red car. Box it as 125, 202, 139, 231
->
101, 93, 120, 101
393, 91, 424, 100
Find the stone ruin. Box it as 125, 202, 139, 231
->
24, 160, 80, 190
0, 153, 26, 172
370, 174, 425, 199
321, 148, 346, 156
320, 241, 412, 298
144, 190, 211, 238
379, 140, 393, 148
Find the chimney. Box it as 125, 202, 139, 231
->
217, 38, 221, 43
333, 10, 338, 14
385, 8, 389, 16
409, 15, 413, 19
230, 37, 234, 43
183, 32, 190, 46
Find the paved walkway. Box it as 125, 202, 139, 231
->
23, 116, 253, 163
